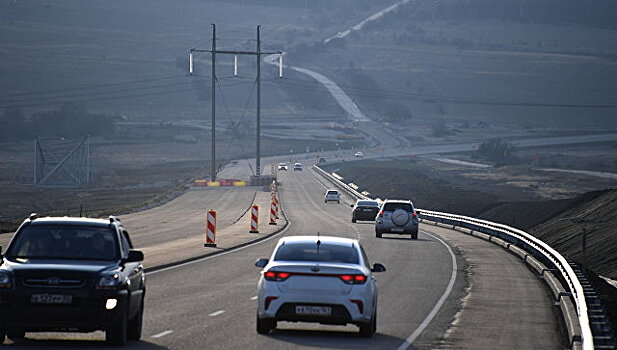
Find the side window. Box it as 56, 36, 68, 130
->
120, 230, 131, 258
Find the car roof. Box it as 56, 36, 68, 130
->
27, 217, 113, 228
327, 189, 339, 192
356, 199, 378, 203
383, 199, 413, 204
278, 235, 358, 247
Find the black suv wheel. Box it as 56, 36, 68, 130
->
106, 309, 128, 346
128, 296, 144, 341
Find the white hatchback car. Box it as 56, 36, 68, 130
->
324, 189, 340, 203
254, 236, 386, 337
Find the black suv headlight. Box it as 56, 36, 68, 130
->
96, 272, 122, 290
0, 271, 12, 288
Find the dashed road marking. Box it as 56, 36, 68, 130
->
209, 310, 225, 317
250, 296, 258, 300
151, 330, 174, 338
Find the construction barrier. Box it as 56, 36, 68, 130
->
194, 179, 246, 187
273, 192, 279, 219
205, 209, 217, 247
269, 198, 277, 225
250, 205, 259, 233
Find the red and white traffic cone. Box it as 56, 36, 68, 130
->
273, 193, 280, 219
250, 205, 259, 233
205, 209, 216, 247
269, 198, 277, 225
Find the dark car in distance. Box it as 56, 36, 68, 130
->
351, 200, 380, 223
0, 214, 145, 346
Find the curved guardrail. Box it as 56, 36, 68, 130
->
313, 164, 593, 350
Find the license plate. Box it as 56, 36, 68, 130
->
391, 227, 404, 232
295, 305, 331, 316
362, 209, 373, 212
31, 293, 73, 305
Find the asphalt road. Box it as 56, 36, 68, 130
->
4, 163, 564, 349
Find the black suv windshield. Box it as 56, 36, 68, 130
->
274, 243, 359, 264
7, 225, 118, 261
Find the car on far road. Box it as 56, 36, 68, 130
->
351, 200, 380, 223
324, 189, 340, 203
0, 214, 145, 346
254, 235, 386, 337
375, 199, 419, 239
354, 151, 364, 158
278, 163, 288, 171
293, 163, 303, 171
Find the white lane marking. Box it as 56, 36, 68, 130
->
250, 296, 258, 300
147, 220, 291, 275
209, 310, 225, 317
397, 230, 458, 350
151, 330, 174, 338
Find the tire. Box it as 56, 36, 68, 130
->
411, 230, 418, 240
324, 200, 327, 203
7, 329, 25, 340
106, 308, 128, 346
358, 312, 376, 337
127, 296, 144, 341
337, 200, 340, 204
375, 229, 382, 238
352, 218, 356, 223
256, 315, 275, 335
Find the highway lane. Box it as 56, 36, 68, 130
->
3, 163, 564, 349
137, 168, 460, 349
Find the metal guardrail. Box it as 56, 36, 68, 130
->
313, 164, 593, 350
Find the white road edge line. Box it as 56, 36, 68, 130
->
397, 230, 458, 350
151, 330, 174, 338
209, 310, 225, 317
147, 221, 291, 275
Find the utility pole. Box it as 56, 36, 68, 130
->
211, 24, 216, 181
256, 25, 261, 176
189, 25, 282, 180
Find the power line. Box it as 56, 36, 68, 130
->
1, 79, 201, 106
0, 75, 185, 101
0, 86, 198, 110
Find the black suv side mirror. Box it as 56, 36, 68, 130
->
126, 250, 144, 263
371, 263, 386, 273
255, 258, 269, 268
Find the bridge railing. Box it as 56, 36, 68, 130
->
313, 164, 592, 350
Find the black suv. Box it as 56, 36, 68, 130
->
0, 214, 145, 345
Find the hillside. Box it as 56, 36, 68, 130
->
530, 189, 617, 279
